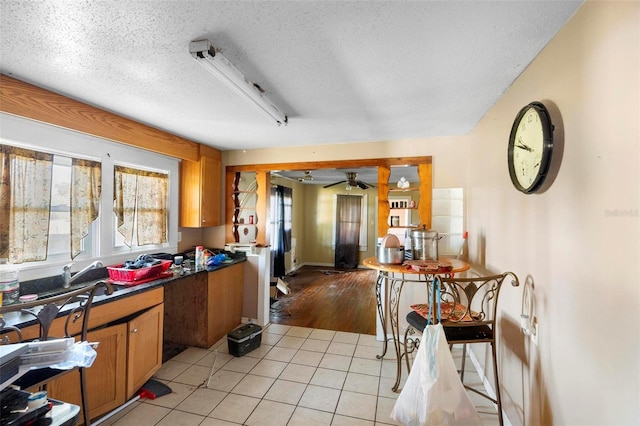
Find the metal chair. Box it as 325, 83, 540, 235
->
0, 280, 113, 426
403, 272, 519, 426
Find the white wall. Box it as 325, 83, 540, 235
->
221, 2, 639, 424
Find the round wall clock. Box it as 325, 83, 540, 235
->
507, 101, 554, 194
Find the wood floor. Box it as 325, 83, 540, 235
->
269, 266, 378, 335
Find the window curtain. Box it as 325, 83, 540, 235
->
114, 165, 168, 247
335, 194, 362, 269
70, 159, 101, 259
0, 145, 53, 263
270, 185, 292, 278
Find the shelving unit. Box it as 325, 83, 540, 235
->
378, 163, 432, 237
230, 172, 258, 243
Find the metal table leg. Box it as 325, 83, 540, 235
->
375, 272, 391, 359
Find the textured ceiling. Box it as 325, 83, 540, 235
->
0, 1, 582, 152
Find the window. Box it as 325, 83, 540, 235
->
50, 156, 73, 258
1, 113, 179, 281
113, 165, 169, 248
0, 146, 101, 263
270, 184, 292, 277
50, 155, 98, 261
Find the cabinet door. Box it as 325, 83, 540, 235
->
226, 263, 244, 331
179, 158, 202, 227
207, 263, 244, 346
201, 154, 221, 226
208, 271, 226, 346
163, 272, 209, 347
47, 323, 128, 424
126, 304, 164, 399
179, 151, 221, 227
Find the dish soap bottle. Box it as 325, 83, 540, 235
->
0, 258, 19, 305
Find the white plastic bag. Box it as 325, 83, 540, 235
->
390, 323, 482, 426
48, 341, 98, 370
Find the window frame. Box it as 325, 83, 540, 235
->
0, 113, 179, 281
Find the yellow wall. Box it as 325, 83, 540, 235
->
300, 184, 378, 266
217, 2, 639, 424
466, 2, 639, 424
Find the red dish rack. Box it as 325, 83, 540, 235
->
107, 259, 172, 283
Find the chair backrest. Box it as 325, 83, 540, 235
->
435, 272, 519, 327
0, 281, 113, 344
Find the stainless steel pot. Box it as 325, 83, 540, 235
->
411, 227, 441, 261
377, 246, 405, 264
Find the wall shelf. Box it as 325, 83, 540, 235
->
381, 163, 432, 236
389, 187, 419, 192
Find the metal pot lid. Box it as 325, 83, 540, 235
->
411, 227, 438, 238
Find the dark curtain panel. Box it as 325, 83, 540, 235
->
335, 194, 362, 269
271, 185, 292, 278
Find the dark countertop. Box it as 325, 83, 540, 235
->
0, 258, 246, 330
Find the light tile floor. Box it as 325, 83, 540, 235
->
98, 324, 500, 425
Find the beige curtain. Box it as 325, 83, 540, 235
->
0, 145, 53, 263
114, 166, 168, 247
71, 159, 101, 259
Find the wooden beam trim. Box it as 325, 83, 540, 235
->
226, 156, 432, 173
0, 74, 200, 162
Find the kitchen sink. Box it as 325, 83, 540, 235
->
35, 280, 116, 303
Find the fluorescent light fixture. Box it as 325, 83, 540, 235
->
189, 39, 287, 126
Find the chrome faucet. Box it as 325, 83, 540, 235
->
62, 260, 104, 288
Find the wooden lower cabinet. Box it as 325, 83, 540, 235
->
126, 304, 164, 399
164, 263, 244, 348
214, 263, 244, 334
48, 323, 127, 423
47, 303, 164, 424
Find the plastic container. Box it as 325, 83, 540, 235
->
227, 323, 262, 356
195, 246, 205, 270
107, 260, 172, 283
0, 258, 19, 306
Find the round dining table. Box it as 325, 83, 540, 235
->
363, 256, 470, 392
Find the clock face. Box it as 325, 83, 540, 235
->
508, 102, 553, 193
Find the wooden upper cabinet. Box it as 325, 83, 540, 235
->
180, 145, 222, 227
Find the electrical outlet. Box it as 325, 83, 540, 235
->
177, 231, 182, 242
531, 319, 539, 346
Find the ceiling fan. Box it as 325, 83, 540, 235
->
297, 170, 314, 182
323, 172, 375, 190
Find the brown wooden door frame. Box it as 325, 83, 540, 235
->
225, 157, 432, 244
